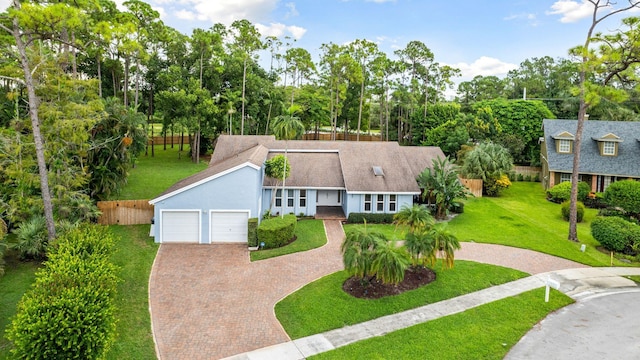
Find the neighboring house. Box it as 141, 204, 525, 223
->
540, 119, 640, 193
149, 135, 445, 244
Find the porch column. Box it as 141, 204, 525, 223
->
591, 176, 598, 193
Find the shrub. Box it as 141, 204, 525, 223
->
584, 192, 607, 209
604, 180, 640, 216
12, 215, 48, 260
450, 201, 464, 214
546, 181, 590, 203
247, 218, 258, 247
485, 174, 511, 197
257, 214, 297, 249
0, 218, 6, 277
561, 201, 585, 222
7, 225, 118, 360
347, 212, 395, 224
591, 216, 638, 253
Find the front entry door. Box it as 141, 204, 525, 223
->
317, 190, 341, 206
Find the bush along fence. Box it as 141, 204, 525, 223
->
6, 225, 119, 359
97, 200, 154, 225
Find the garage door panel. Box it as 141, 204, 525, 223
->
162, 211, 200, 243
211, 212, 248, 243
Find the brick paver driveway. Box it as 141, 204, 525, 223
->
149, 221, 588, 359
149, 220, 344, 360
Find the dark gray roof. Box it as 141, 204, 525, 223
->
542, 119, 640, 177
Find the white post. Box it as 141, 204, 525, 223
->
545, 277, 560, 303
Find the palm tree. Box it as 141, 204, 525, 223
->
271, 105, 305, 217
428, 223, 460, 269
461, 142, 513, 196
417, 156, 469, 220
393, 204, 434, 234
342, 226, 410, 285
404, 223, 460, 269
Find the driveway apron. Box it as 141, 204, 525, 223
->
149, 220, 344, 360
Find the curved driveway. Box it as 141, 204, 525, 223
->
149, 221, 591, 359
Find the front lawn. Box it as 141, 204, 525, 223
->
250, 220, 327, 261
310, 287, 573, 360
275, 260, 528, 339
449, 182, 623, 266
0, 225, 158, 360
113, 145, 207, 200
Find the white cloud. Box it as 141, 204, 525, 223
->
546, 0, 595, 23
169, 0, 278, 25
255, 22, 307, 40
451, 56, 517, 79
0, 0, 10, 12
504, 12, 539, 26
176, 9, 196, 20
285, 2, 299, 18
154, 6, 167, 20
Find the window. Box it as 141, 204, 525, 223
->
275, 189, 282, 207
364, 194, 372, 212
389, 195, 397, 212
299, 190, 307, 207
602, 141, 615, 156
377, 194, 384, 212
560, 173, 571, 183
287, 189, 294, 207
558, 139, 571, 153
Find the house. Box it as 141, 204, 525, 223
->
149, 135, 445, 244
540, 119, 640, 192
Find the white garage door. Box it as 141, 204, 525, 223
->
210, 212, 248, 243
161, 211, 200, 243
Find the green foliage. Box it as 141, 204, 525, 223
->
6, 225, 118, 360
250, 220, 326, 261
591, 216, 639, 253
341, 226, 410, 285
404, 223, 460, 269
347, 212, 395, 224
547, 181, 591, 203
393, 204, 434, 233
12, 215, 48, 260
0, 218, 6, 277
247, 218, 259, 247
257, 214, 297, 249
417, 157, 469, 219
604, 180, 640, 216
460, 142, 513, 196
561, 200, 585, 222
264, 155, 290, 180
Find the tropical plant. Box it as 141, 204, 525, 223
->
417, 157, 469, 220
0, 217, 6, 276
393, 204, 434, 233
461, 142, 513, 196
12, 215, 48, 260
404, 223, 460, 269
341, 226, 410, 285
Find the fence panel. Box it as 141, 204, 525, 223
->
459, 178, 483, 198
302, 133, 382, 141
513, 166, 541, 179
97, 200, 154, 225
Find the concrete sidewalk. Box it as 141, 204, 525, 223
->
224, 267, 640, 360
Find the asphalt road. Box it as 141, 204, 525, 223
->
506, 289, 640, 360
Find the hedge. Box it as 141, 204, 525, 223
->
604, 180, 640, 216
247, 218, 259, 247
257, 214, 297, 249
347, 213, 395, 224
561, 200, 585, 222
591, 216, 640, 253
6, 225, 119, 360
547, 181, 591, 203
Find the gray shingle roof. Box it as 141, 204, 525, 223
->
542, 119, 640, 177
154, 135, 446, 201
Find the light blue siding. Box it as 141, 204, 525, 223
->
262, 188, 317, 216
152, 166, 261, 243
345, 193, 414, 214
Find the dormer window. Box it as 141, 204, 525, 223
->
592, 133, 622, 157
558, 139, 571, 153
552, 131, 575, 154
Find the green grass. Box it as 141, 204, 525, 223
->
0, 254, 40, 359
275, 260, 528, 339
250, 220, 327, 261
310, 287, 574, 360
448, 182, 624, 266
0, 225, 158, 360
113, 145, 207, 200
105, 225, 159, 360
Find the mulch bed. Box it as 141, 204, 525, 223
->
342, 266, 436, 299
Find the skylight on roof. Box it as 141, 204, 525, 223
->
373, 166, 384, 177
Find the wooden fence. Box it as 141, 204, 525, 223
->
513, 166, 541, 180
97, 200, 154, 225
147, 135, 191, 146
302, 133, 382, 141
459, 178, 483, 198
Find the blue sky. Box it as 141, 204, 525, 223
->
127, 0, 638, 84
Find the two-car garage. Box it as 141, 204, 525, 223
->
159, 210, 248, 244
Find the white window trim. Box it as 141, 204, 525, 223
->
388, 194, 397, 212
560, 173, 571, 183
558, 139, 571, 153
299, 190, 307, 207
602, 141, 615, 156
376, 194, 385, 212
275, 189, 282, 207
364, 194, 372, 213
